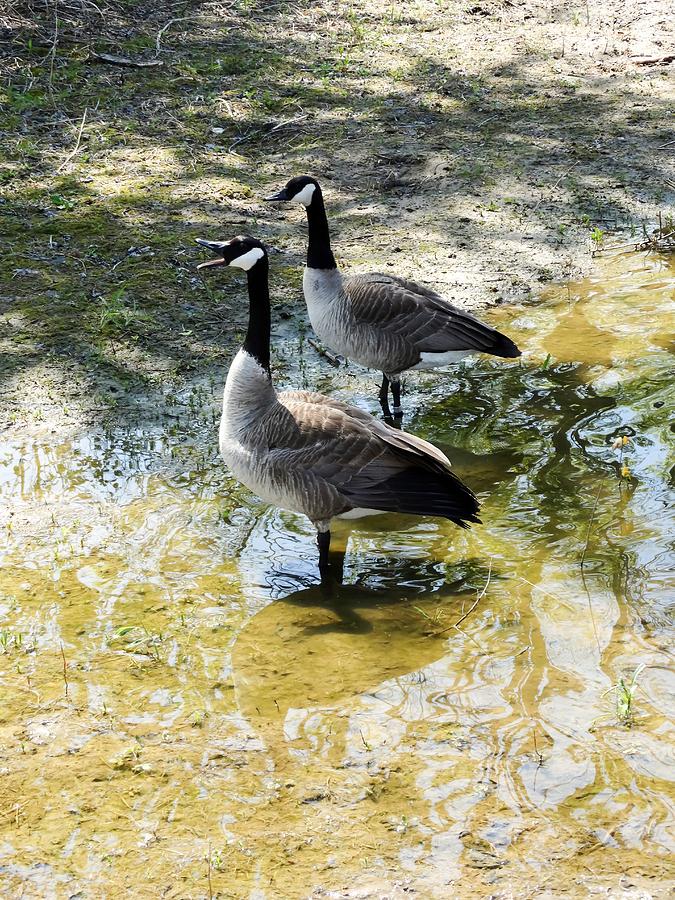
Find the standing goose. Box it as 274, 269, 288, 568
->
196, 234, 480, 581
264, 175, 522, 416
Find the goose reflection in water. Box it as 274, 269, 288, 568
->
231, 554, 494, 734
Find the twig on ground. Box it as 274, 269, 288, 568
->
90, 51, 164, 68
228, 115, 309, 152
155, 17, 196, 57
631, 54, 675, 66
476, 113, 499, 128
308, 339, 341, 367
267, 114, 308, 134
55, 107, 87, 174
532, 162, 579, 214
47, 3, 58, 95
60, 642, 69, 698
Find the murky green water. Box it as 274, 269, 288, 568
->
0, 254, 673, 897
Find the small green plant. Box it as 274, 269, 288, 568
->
210, 848, 227, 872
413, 605, 444, 626
604, 664, 645, 726
0, 630, 24, 653
590, 226, 604, 245
50, 193, 77, 211
346, 9, 366, 43
111, 625, 164, 661
97, 288, 147, 335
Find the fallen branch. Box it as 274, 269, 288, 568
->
308, 339, 341, 367
90, 51, 164, 68
631, 54, 675, 66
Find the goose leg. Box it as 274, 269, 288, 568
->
317, 529, 345, 587
390, 376, 403, 417
378, 374, 392, 417
317, 529, 332, 579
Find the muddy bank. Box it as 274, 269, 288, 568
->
1, 0, 673, 435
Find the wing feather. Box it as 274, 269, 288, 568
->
272, 391, 480, 527
344, 272, 521, 360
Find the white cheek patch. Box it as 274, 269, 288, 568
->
229, 247, 265, 270
291, 183, 316, 206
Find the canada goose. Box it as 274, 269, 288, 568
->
264, 175, 522, 416
196, 234, 481, 581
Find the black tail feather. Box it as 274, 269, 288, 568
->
422, 315, 522, 359
490, 330, 521, 359
344, 468, 481, 529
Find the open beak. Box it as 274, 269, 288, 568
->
264, 188, 290, 202
195, 238, 228, 269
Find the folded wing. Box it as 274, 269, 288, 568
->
345, 272, 521, 359
275, 390, 481, 527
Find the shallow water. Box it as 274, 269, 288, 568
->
0, 254, 673, 897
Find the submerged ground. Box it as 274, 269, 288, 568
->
1, 0, 674, 897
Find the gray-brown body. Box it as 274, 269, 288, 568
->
219, 348, 480, 531
303, 268, 520, 378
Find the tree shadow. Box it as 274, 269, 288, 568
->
1, 0, 672, 436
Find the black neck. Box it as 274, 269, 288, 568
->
243, 259, 271, 375
306, 187, 337, 270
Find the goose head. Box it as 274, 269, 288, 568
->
264, 175, 319, 207
195, 235, 268, 272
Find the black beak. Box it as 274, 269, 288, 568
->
195, 238, 229, 252
195, 238, 228, 269
264, 188, 290, 202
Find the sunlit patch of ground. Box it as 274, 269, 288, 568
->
0, 0, 673, 433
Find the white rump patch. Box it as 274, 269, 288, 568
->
413, 349, 473, 370
229, 247, 265, 270
291, 183, 316, 206
338, 508, 386, 520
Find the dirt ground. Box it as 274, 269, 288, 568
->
1, 0, 673, 436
